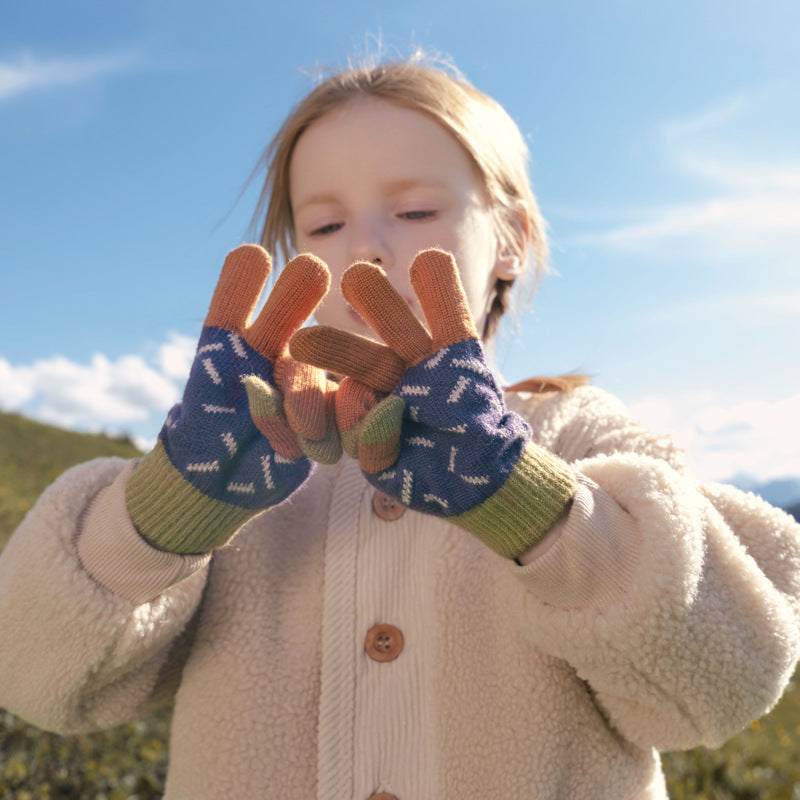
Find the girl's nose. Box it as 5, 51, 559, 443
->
349, 219, 391, 268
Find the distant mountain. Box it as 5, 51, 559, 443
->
728, 476, 800, 510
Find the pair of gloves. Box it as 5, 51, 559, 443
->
126, 245, 576, 560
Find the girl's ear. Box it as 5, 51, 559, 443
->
492, 204, 530, 281
493, 250, 523, 280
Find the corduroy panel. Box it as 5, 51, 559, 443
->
316, 458, 364, 799
78, 462, 212, 603
353, 482, 434, 797
513, 475, 642, 610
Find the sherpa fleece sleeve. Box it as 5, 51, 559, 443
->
505, 386, 800, 752
0, 457, 211, 734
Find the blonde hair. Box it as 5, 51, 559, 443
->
252, 55, 587, 392
253, 56, 549, 340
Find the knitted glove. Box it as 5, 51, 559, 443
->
290, 249, 577, 560
126, 244, 338, 554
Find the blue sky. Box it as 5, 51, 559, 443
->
1, 0, 799, 484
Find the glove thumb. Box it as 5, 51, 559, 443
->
243, 375, 303, 460
357, 394, 405, 475
298, 384, 343, 465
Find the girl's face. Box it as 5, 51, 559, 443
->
289, 97, 511, 336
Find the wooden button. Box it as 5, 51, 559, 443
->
365, 623, 404, 662
372, 491, 406, 521
368, 794, 398, 800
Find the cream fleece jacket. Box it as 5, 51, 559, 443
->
1, 386, 799, 799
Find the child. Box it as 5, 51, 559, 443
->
1, 56, 799, 800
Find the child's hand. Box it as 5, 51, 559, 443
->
291, 249, 576, 560
126, 245, 339, 554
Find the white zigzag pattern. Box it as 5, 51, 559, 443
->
406, 436, 435, 447
447, 375, 470, 403
400, 385, 431, 397
448, 446, 457, 473
409, 406, 420, 422
261, 454, 275, 490
498, 426, 526, 441
227, 481, 255, 494
444, 424, 467, 434
402, 469, 413, 505
186, 460, 219, 473
274, 453, 296, 464
488, 396, 504, 414
424, 494, 449, 509
221, 432, 237, 456
424, 347, 449, 369
202, 357, 222, 385
461, 474, 490, 485
228, 332, 248, 358
450, 357, 492, 379
198, 343, 223, 354
377, 470, 397, 482
203, 404, 236, 414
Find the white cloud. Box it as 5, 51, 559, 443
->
637, 290, 800, 326
674, 153, 800, 193
629, 390, 800, 484
574, 91, 800, 265
155, 332, 197, 381
0, 333, 194, 441
577, 195, 800, 261
660, 95, 751, 140
0, 50, 140, 103
4, 334, 798, 488
0, 358, 35, 408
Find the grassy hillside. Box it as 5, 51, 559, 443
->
0, 412, 171, 797
1, 411, 800, 797
0, 411, 142, 548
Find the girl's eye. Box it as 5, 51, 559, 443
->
310, 222, 343, 236
399, 210, 437, 221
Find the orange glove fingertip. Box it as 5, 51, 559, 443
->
409, 248, 478, 348
205, 244, 272, 332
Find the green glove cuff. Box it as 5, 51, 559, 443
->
126, 441, 260, 554
452, 444, 577, 559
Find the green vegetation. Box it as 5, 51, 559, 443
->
0, 411, 141, 548
662, 684, 800, 799
1, 410, 799, 797
0, 412, 170, 797
0, 710, 170, 799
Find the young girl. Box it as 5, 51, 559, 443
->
2, 57, 799, 800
